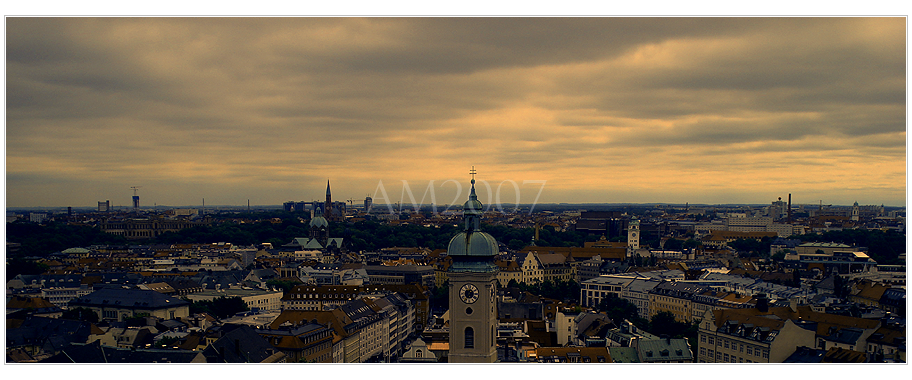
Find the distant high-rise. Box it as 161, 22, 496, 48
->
787, 194, 792, 224
130, 186, 141, 212
98, 200, 111, 212
364, 196, 373, 213
284, 201, 307, 212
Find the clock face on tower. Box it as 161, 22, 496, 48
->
459, 284, 479, 304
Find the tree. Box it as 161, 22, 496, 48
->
154, 336, 181, 349
833, 275, 851, 299
664, 238, 683, 251
648, 311, 699, 346
683, 239, 699, 250
6, 220, 128, 258
771, 250, 787, 262
508, 239, 526, 251
187, 296, 249, 319
429, 282, 449, 313
597, 295, 642, 326
266, 279, 300, 294
6, 257, 49, 279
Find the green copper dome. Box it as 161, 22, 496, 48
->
447, 231, 499, 258
310, 214, 328, 228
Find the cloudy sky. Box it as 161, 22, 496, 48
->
4, 17, 907, 208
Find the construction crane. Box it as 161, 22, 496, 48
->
130, 186, 142, 211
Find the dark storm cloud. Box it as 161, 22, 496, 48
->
5, 17, 906, 207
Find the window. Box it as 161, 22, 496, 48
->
724, 340, 729, 349
701, 335, 707, 343
746, 347, 752, 355
740, 344, 744, 353
708, 337, 714, 345
465, 327, 474, 349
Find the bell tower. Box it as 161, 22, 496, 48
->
447, 167, 499, 363
627, 217, 640, 257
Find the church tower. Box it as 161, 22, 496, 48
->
325, 180, 333, 220
309, 206, 329, 247
627, 217, 640, 257
447, 167, 499, 363
851, 201, 859, 221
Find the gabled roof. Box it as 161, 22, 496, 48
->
576, 313, 614, 339
821, 347, 867, 363
636, 338, 693, 362
607, 346, 640, 363
269, 309, 355, 338
866, 325, 905, 347
853, 281, 890, 302
6, 295, 58, 310
494, 260, 521, 272
202, 324, 282, 363
536, 253, 568, 266
711, 306, 880, 339
303, 239, 324, 249
7, 316, 97, 352
783, 346, 826, 363
69, 288, 189, 309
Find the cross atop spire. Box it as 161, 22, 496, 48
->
470, 166, 477, 184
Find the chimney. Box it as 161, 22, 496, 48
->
787, 194, 792, 224
756, 293, 769, 312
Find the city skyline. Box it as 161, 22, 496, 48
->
5, 17, 907, 208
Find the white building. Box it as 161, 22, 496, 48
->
184, 287, 284, 312
580, 275, 637, 308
